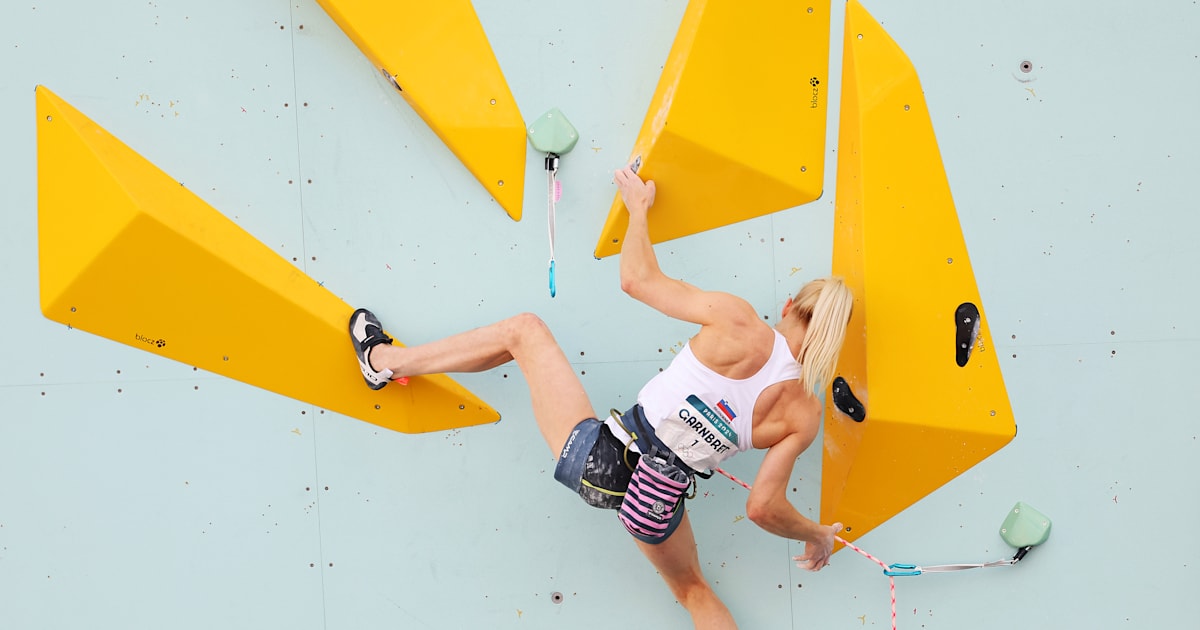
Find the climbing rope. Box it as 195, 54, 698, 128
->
713, 466, 1043, 629
836, 535, 899, 630
717, 465, 1044, 629
713, 466, 895, 630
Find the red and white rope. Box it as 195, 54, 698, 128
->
834, 535, 898, 630
714, 467, 899, 630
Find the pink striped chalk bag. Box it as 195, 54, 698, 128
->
618, 447, 691, 543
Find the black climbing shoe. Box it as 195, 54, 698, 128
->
349, 308, 394, 390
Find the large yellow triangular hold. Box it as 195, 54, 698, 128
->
593, 0, 831, 258
316, 0, 526, 220
821, 1, 1016, 545
35, 86, 498, 434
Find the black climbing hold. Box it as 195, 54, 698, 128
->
381, 68, 402, 92
955, 302, 981, 367
832, 377, 865, 422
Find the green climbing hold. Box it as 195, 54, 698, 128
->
999, 501, 1052, 549
527, 107, 578, 155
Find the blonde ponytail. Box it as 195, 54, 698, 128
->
788, 277, 853, 396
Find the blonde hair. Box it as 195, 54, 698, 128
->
787, 276, 853, 396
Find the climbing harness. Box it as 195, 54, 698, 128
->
607, 407, 642, 473
712, 467, 1051, 630
608, 406, 706, 499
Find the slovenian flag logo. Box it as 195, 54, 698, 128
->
716, 400, 737, 422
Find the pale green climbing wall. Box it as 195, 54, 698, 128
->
1, 1, 1197, 628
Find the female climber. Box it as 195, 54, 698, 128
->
348, 166, 851, 630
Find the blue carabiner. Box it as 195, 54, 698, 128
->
884, 563, 922, 577
548, 259, 557, 298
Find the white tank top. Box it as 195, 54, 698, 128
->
612, 330, 801, 472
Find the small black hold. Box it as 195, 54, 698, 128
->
381, 68, 402, 92
955, 303, 981, 367
832, 377, 865, 422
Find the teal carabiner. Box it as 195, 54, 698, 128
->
884, 563, 922, 577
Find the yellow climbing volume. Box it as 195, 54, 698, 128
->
594, 0, 831, 258
822, 1, 1016, 544
35, 85, 498, 434
315, 0, 526, 220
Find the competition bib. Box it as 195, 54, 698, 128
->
655, 394, 741, 471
